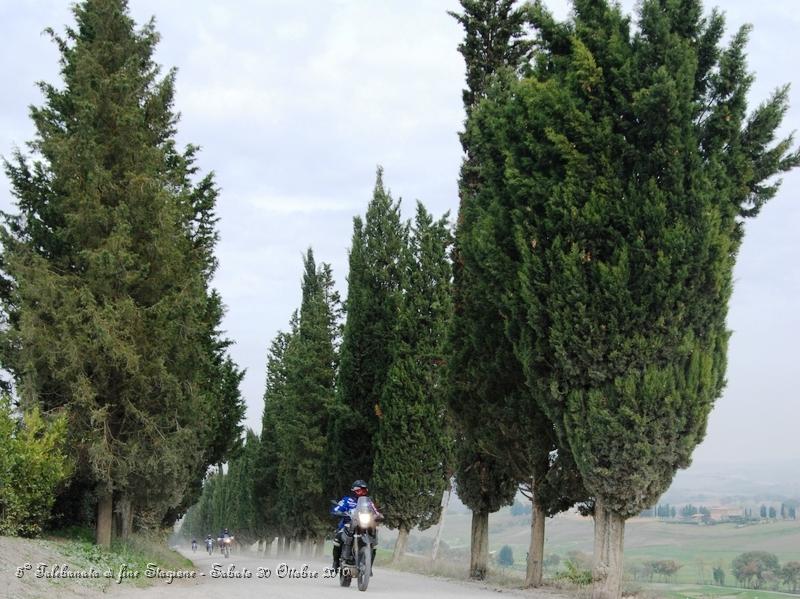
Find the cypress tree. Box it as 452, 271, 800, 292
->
448, 0, 558, 580
373, 203, 453, 562
464, 2, 800, 597
328, 168, 406, 489
276, 250, 341, 549
0, 0, 243, 543
254, 327, 294, 553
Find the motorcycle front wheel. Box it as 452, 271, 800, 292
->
339, 566, 352, 587
357, 546, 371, 591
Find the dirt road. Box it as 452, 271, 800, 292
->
107, 548, 570, 599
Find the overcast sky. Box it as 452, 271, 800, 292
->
1, 1, 798, 475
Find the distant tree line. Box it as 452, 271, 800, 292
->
626, 552, 800, 594
182, 173, 454, 562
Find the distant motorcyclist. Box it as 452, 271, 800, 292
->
218, 528, 234, 557
330, 480, 382, 571
191, 538, 197, 552
205, 534, 214, 554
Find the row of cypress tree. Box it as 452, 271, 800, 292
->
181, 171, 454, 562
0, 0, 246, 545
447, 1, 799, 599
182, 4, 798, 599
5, 4, 797, 599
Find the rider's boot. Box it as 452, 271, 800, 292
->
341, 531, 354, 564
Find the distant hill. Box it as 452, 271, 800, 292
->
660, 459, 800, 503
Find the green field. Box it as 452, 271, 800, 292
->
646, 583, 798, 599
382, 508, 800, 587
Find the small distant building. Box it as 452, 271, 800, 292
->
709, 507, 744, 522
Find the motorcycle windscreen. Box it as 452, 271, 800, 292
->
355, 496, 375, 527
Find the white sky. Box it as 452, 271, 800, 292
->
1, 1, 798, 474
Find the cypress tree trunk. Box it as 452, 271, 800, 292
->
264, 538, 273, 557
96, 493, 113, 548
431, 484, 452, 561
392, 528, 410, 563
469, 510, 489, 580
592, 498, 626, 599
276, 536, 285, 556
314, 536, 324, 558
525, 499, 545, 587
118, 496, 133, 541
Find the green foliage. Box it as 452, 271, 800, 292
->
448, 0, 534, 115
449, 0, 586, 524
448, 0, 533, 522
463, 0, 800, 519
497, 544, 514, 567
0, 396, 72, 536
329, 167, 406, 490
252, 327, 294, 541
732, 551, 780, 589
373, 204, 453, 534
0, 0, 243, 533
780, 561, 800, 593
275, 250, 341, 540
555, 557, 593, 586
52, 530, 193, 587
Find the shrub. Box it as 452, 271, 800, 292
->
0, 395, 72, 536
555, 555, 593, 586
497, 545, 514, 567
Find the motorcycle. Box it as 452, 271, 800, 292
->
338, 496, 380, 592
191, 539, 197, 553
205, 538, 214, 555
218, 535, 234, 558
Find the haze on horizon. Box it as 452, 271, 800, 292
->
1, 0, 797, 481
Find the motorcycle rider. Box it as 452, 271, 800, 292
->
205, 534, 214, 553
330, 480, 382, 571
191, 538, 197, 552
218, 528, 230, 547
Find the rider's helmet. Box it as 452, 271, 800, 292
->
351, 480, 369, 497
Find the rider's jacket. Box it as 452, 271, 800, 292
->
331, 495, 382, 531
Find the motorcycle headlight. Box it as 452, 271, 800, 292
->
358, 512, 373, 527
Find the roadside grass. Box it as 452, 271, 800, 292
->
379, 551, 582, 593
396, 515, 800, 587
45, 526, 194, 588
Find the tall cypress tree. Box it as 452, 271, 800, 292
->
465, 1, 800, 597
373, 203, 453, 562
328, 168, 406, 490
0, 0, 242, 544
276, 250, 340, 548
448, 0, 542, 580
253, 327, 294, 553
